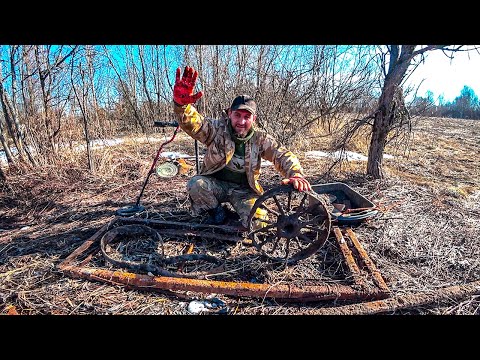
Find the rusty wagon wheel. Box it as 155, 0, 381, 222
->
247, 184, 332, 265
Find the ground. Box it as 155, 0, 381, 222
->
0, 117, 479, 315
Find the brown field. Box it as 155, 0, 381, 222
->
1, 116, 479, 315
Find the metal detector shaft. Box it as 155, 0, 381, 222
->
194, 139, 199, 174
154, 120, 200, 174
134, 124, 180, 207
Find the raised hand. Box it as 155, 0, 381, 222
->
173, 66, 203, 105
281, 175, 312, 192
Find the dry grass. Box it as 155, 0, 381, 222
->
1, 117, 479, 315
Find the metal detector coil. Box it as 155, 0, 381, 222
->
156, 162, 179, 178
116, 204, 145, 216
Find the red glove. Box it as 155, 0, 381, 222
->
173, 66, 203, 105
281, 175, 312, 192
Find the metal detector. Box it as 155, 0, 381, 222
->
116, 120, 199, 216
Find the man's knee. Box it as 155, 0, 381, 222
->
187, 175, 210, 195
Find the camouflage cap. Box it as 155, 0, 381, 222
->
230, 94, 257, 115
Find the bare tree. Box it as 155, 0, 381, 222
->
0, 112, 15, 164
0, 46, 33, 164
5, 46, 29, 163
71, 47, 94, 172
252, 45, 378, 146
102, 45, 146, 133
335, 45, 479, 179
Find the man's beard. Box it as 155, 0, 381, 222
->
234, 127, 249, 137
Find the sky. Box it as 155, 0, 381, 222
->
405, 48, 480, 104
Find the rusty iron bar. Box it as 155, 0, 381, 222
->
118, 216, 245, 235
300, 279, 480, 315
152, 228, 245, 243
332, 227, 366, 288
59, 265, 390, 302
61, 218, 118, 266
344, 228, 390, 293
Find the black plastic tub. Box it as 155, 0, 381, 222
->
311, 182, 378, 225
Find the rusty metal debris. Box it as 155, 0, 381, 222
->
100, 224, 223, 278
58, 215, 391, 303
300, 279, 480, 315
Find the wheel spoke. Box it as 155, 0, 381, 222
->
302, 214, 327, 226
261, 218, 274, 225
284, 238, 291, 259
298, 193, 308, 210
260, 203, 280, 217
304, 223, 327, 232
293, 236, 308, 250
273, 195, 285, 215
257, 233, 276, 248
286, 191, 292, 212
298, 233, 312, 244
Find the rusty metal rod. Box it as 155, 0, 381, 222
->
300, 279, 480, 315
154, 228, 245, 243
60, 265, 390, 302
118, 216, 245, 234
344, 228, 390, 293
60, 218, 118, 266
333, 227, 366, 288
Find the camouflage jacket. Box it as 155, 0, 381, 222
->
173, 103, 304, 195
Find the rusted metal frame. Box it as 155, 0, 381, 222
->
60, 265, 390, 302
344, 228, 390, 293
332, 226, 367, 288
58, 219, 390, 302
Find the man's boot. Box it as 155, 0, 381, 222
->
205, 205, 227, 225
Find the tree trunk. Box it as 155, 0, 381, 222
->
71, 52, 94, 172
0, 82, 27, 163
138, 45, 155, 123
0, 164, 6, 183
0, 120, 16, 164
366, 45, 414, 179
367, 112, 389, 178
86, 45, 100, 137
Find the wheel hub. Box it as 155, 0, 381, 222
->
277, 214, 302, 239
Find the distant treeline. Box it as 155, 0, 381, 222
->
410, 85, 480, 120
0, 45, 478, 170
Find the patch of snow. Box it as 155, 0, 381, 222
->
305, 150, 394, 161
161, 151, 197, 159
